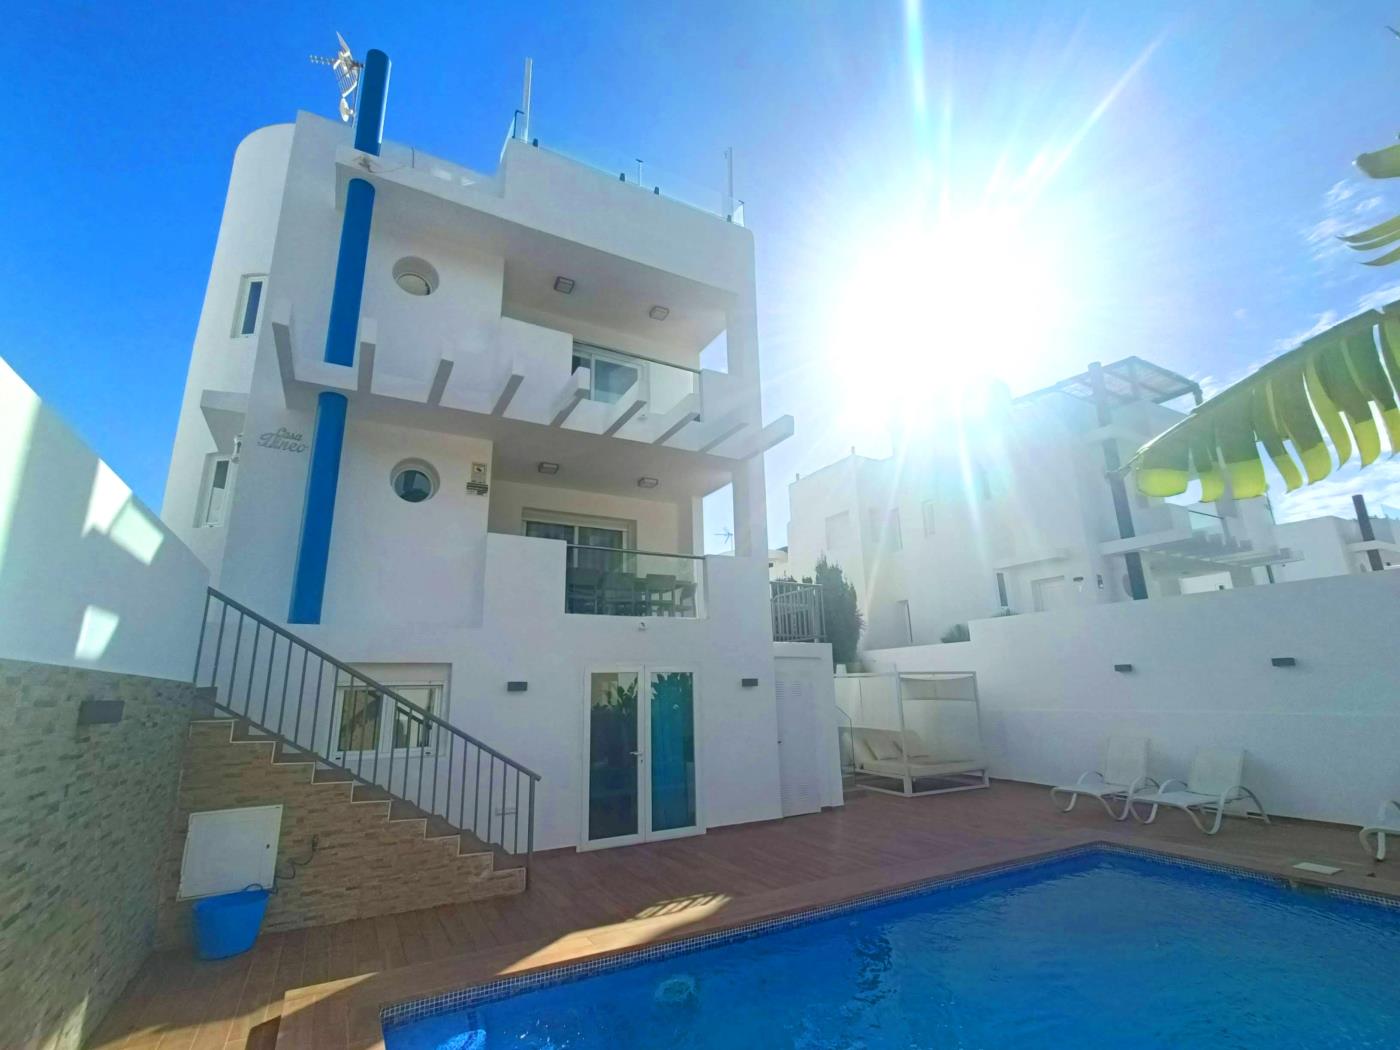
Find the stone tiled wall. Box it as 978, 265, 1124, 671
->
154, 721, 524, 950
0, 659, 199, 1050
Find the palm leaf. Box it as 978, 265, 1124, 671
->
1356, 143, 1400, 179
1340, 212, 1400, 246
1128, 305, 1400, 498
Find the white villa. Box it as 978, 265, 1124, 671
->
7, 39, 1400, 1050
159, 60, 838, 857
782, 357, 1309, 649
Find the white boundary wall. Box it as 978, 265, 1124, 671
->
0, 357, 210, 681
864, 571, 1400, 826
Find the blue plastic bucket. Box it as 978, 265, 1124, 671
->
192, 886, 270, 960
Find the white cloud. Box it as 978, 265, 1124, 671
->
1273, 458, 1400, 522
1303, 177, 1392, 267
1270, 311, 1339, 354
1355, 280, 1400, 314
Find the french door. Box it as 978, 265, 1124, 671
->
582, 667, 700, 849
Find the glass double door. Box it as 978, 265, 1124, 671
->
584, 668, 699, 848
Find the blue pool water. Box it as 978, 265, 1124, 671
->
383, 850, 1400, 1049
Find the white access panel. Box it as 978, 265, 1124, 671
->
178, 805, 282, 900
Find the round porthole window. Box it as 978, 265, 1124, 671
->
392, 256, 439, 297
391, 460, 438, 503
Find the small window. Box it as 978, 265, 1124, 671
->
824, 511, 852, 549
571, 343, 644, 405
895, 600, 913, 644
995, 571, 1009, 609
335, 683, 442, 755
922, 500, 937, 536
392, 469, 434, 502
392, 256, 439, 296
233, 275, 266, 337
201, 456, 233, 527
391, 460, 438, 503
887, 509, 902, 552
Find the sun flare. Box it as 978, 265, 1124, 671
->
831, 200, 1076, 437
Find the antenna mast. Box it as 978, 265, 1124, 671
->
521, 58, 534, 141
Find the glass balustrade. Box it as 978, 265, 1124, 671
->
565, 545, 703, 618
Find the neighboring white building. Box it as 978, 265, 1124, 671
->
782, 358, 1296, 650
162, 65, 838, 853
1274, 512, 1400, 580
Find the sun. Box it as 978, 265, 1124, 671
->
829, 199, 1076, 439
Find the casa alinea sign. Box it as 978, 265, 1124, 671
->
259, 427, 308, 453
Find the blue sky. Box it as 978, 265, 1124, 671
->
9, 1, 1400, 546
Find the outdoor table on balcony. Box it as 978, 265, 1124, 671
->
565, 571, 695, 617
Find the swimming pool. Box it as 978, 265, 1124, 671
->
382, 847, 1400, 1049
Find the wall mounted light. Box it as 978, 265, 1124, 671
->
506, 681, 528, 693
537, 462, 560, 475
1271, 657, 1297, 668
637, 476, 659, 489
1113, 663, 1133, 673
553, 276, 575, 294
741, 677, 759, 688
648, 305, 670, 321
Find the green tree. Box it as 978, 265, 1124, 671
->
810, 555, 864, 668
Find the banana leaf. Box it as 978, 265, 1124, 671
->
1356, 143, 1400, 179
1128, 305, 1400, 498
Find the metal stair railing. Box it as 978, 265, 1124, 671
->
192, 587, 539, 869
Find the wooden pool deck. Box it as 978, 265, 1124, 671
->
89, 781, 1399, 1050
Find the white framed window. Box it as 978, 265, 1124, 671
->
232, 274, 267, 337
333, 682, 443, 756
824, 511, 852, 550
922, 500, 937, 536
200, 454, 235, 527
895, 600, 913, 644
571, 342, 648, 405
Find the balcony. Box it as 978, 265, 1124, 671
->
771, 580, 826, 642
565, 544, 703, 618
567, 342, 701, 435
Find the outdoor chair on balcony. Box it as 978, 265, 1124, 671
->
566, 567, 604, 614
676, 580, 698, 616
1359, 800, 1400, 860
601, 572, 642, 616
643, 573, 678, 617
1049, 736, 1156, 821
1128, 748, 1270, 835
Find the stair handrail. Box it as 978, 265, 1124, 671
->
193, 587, 539, 869
196, 587, 541, 780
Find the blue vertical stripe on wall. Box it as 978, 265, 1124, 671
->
354, 51, 390, 156
321, 178, 375, 367
288, 391, 348, 623
287, 48, 391, 624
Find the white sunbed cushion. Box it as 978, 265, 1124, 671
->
855, 729, 903, 761
861, 757, 986, 778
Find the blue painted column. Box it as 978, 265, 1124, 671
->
288, 49, 391, 623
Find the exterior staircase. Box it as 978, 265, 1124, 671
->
189, 588, 539, 882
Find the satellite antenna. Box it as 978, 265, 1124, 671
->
309, 32, 362, 123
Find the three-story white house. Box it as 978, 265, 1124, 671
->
162, 52, 839, 856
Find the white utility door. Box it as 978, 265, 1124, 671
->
775, 663, 825, 817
